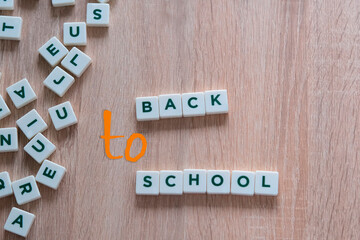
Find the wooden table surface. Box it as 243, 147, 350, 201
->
1, 0, 359, 239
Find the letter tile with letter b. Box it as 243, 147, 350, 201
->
160, 170, 183, 195
204, 89, 229, 114
0, 16, 22, 40
63, 22, 87, 46
207, 170, 230, 194
12, 176, 41, 205
24, 133, 56, 164
159, 94, 182, 119
6, 79, 37, 109
254, 171, 279, 196
231, 171, 255, 196
136, 171, 159, 195
0, 171, 13, 198
136, 96, 159, 121
61, 47, 92, 77
16, 109, 48, 139
38, 37, 69, 67
4, 207, 35, 238
183, 169, 206, 194
43, 66, 75, 97
36, 160, 66, 190
0, 127, 18, 153
87, 3, 110, 27
182, 92, 205, 117
48, 101, 78, 130
0, 94, 11, 120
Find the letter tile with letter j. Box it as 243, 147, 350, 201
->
48, 101, 78, 130
36, 160, 66, 190
12, 176, 41, 205
43, 66, 75, 97
4, 207, 35, 237
38, 36, 69, 67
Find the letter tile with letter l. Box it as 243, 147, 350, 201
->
183, 169, 207, 194
24, 133, 56, 164
6, 79, 37, 109
43, 66, 75, 97
12, 176, 41, 205
136, 171, 159, 195
48, 101, 78, 130
181, 92, 206, 117
207, 170, 230, 194
159, 94, 182, 119
231, 171, 255, 196
0, 16, 22, 40
63, 22, 87, 46
61, 47, 92, 77
160, 170, 183, 195
36, 160, 66, 190
4, 207, 35, 238
16, 109, 48, 139
254, 171, 279, 196
87, 3, 110, 27
136, 96, 159, 121
0, 171, 13, 198
0, 94, 11, 120
38, 37, 69, 67
204, 89, 229, 114
0, 127, 18, 153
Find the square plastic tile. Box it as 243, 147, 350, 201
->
87, 3, 110, 27
43, 66, 75, 97
254, 171, 279, 196
0, 171, 13, 198
63, 22, 87, 46
36, 160, 66, 190
6, 79, 37, 109
0, 127, 18, 153
4, 207, 35, 237
159, 94, 182, 119
24, 133, 56, 164
204, 89, 229, 114
0, 16, 22, 40
16, 109, 48, 139
182, 92, 206, 117
38, 37, 69, 67
136, 171, 159, 195
48, 101, 78, 130
12, 176, 41, 205
160, 170, 183, 195
0, 95, 11, 120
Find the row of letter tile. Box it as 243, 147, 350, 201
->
136, 170, 279, 196
136, 90, 229, 121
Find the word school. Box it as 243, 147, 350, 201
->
136, 90, 228, 121
136, 170, 279, 196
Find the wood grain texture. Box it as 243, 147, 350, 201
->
0, 0, 359, 239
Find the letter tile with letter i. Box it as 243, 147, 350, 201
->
38, 37, 69, 67
12, 176, 41, 205
36, 160, 66, 190
6, 79, 37, 109
48, 101, 78, 130
24, 133, 56, 164
4, 207, 35, 238
16, 109, 48, 139
0, 127, 18, 153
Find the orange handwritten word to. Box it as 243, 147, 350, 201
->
101, 110, 147, 162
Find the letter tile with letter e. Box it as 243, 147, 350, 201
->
183, 169, 206, 194
24, 133, 56, 164
136, 171, 159, 195
6, 79, 37, 109
48, 101, 78, 130
16, 109, 48, 139
38, 37, 69, 67
12, 176, 41, 205
207, 170, 230, 194
254, 171, 279, 196
0, 127, 18, 153
61, 47, 92, 77
0, 171, 13, 198
36, 160, 66, 190
136, 96, 159, 121
4, 207, 35, 238
160, 170, 183, 195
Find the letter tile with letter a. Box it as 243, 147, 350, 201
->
4, 207, 35, 237
24, 133, 56, 164
0, 94, 11, 120
6, 79, 37, 109
182, 92, 206, 117
0, 16, 22, 40
136, 171, 159, 195
48, 101, 78, 130
204, 89, 229, 114
36, 160, 66, 190
87, 3, 110, 27
12, 176, 41, 205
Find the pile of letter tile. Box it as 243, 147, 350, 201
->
0, 0, 110, 237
